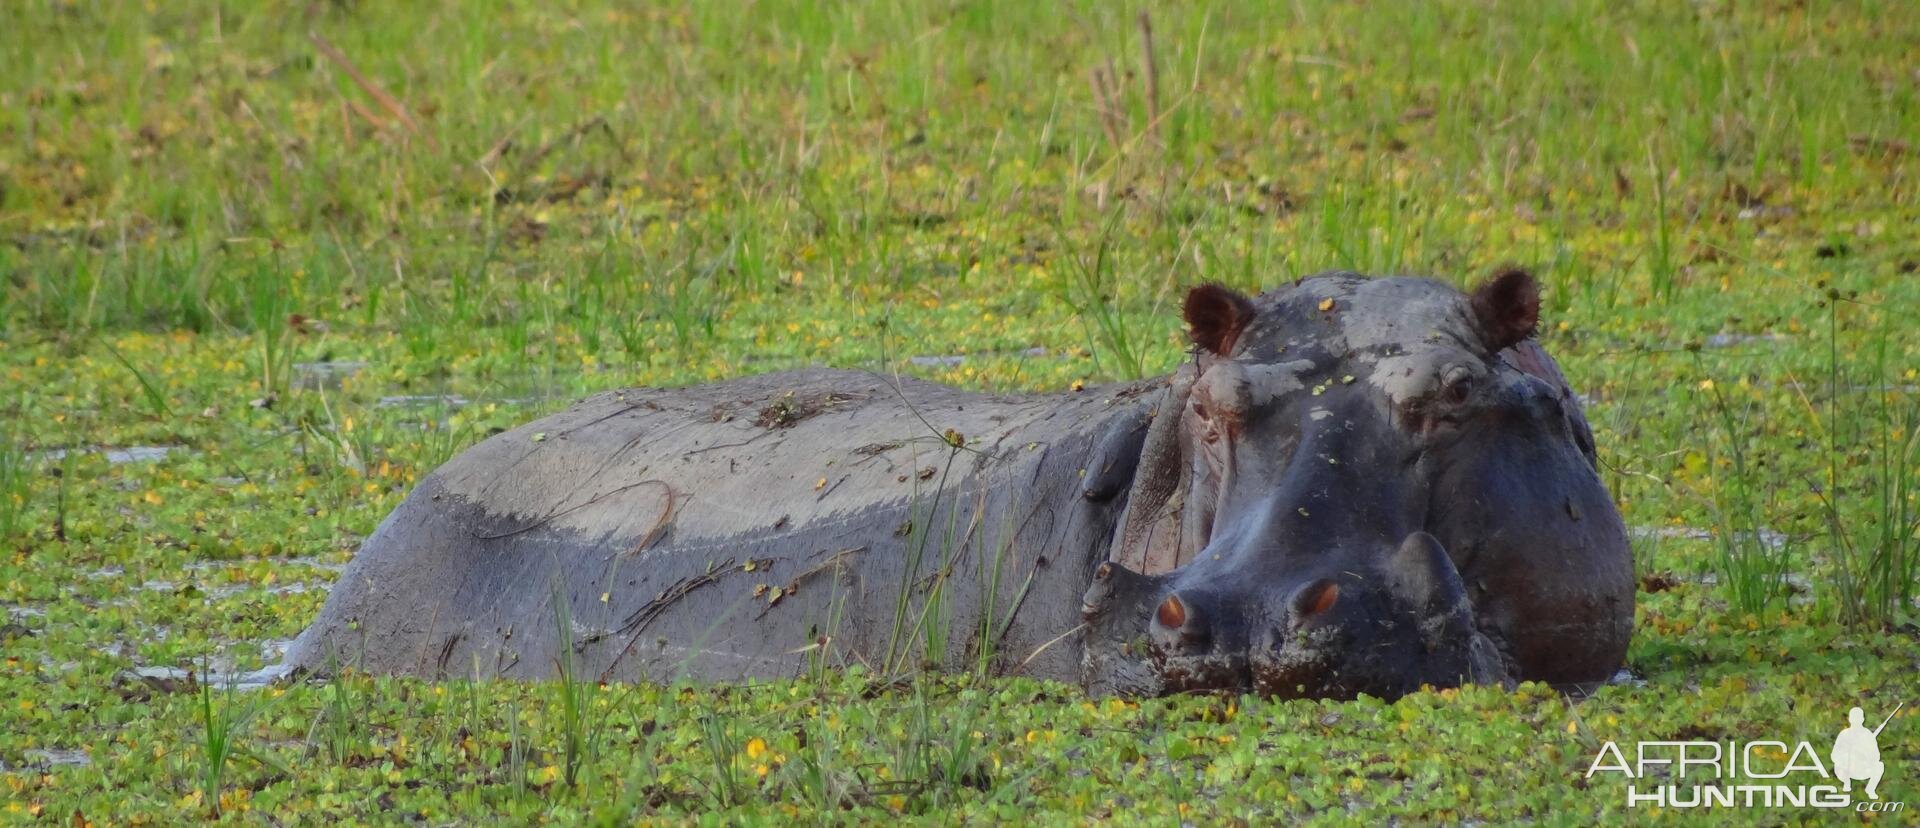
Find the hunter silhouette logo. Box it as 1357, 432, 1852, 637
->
1833, 703, 1901, 800
1586, 700, 1906, 812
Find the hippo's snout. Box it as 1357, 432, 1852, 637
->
1081, 534, 1503, 699
1147, 578, 1349, 696
1146, 589, 1259, 694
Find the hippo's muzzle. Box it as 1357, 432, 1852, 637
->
1147, 578, 1352, 698
1083, 533, 1508, 699
1147, 590, 1254, 694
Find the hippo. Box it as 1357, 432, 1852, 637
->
287, 270, 1632, 699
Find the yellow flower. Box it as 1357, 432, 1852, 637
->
745, 737, 767, 760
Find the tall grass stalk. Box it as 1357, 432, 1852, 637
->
915, 461, 969, 670
0, 415, 32, 545
1646, 144, 1677, 301
51, 445, 76, 543
1054, 211, 1151, 380
550, 583, 595, 789
246, 267, 296, 402
804, 575, 850, 688
1817, 302, 1920, 625
196, 668, 265, 818
301, 389, 373, 478
1693, 357, 1794, 616
506, 701, 529, 798
98, 338, 173, 419
973, 508, 1018, 678
695, 709, 745, 809
883, 444, 960, 677
787, 715, 855, 811
885, 681, 990, 814
318, 646, 363, 764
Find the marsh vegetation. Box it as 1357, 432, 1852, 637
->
2, 0, 1915, 821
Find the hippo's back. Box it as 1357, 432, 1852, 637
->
287, 368, 1145, 685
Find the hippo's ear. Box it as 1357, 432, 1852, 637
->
1469, 268, 1541, 352
1183, 283, 1258, 355
1383, 533, 1472, 633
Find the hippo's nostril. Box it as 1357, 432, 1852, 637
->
1290, 579, 1341, 620
1149, 592, 1209, 655
1156, 594, 1187, 629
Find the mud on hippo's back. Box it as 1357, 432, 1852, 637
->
287, 368, 1155, 685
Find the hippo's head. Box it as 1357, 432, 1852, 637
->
1084, 271, 1631, 698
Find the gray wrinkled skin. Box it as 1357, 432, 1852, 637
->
290, 273, 1633, 700
289, 369, 1156, 684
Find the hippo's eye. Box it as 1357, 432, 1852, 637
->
1441, 366, 1474, 405
1398, 367, 1478, 437
1190, 399, 1225, 444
